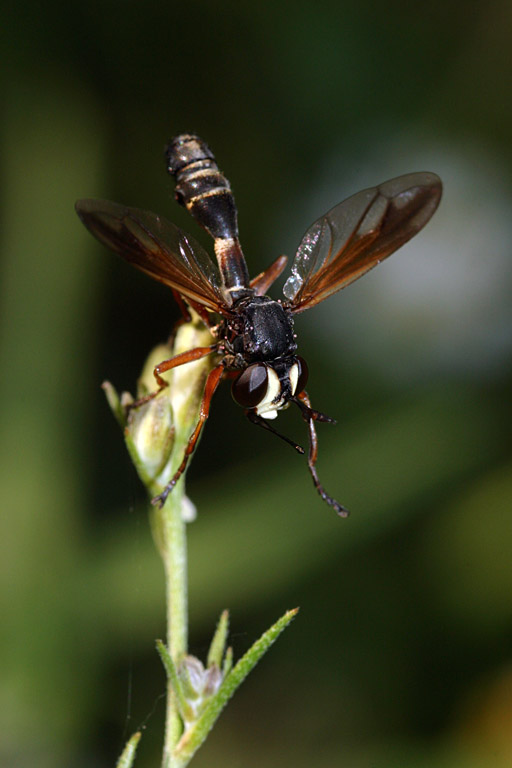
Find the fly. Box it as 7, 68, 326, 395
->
76, 134, 442, 516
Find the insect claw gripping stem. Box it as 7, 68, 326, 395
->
151, 485, 174, 509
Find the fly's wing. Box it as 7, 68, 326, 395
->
283, 173, 442, 313
75, 199, 227, 312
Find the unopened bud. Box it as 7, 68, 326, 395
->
120, 343, 176, 488
104, 314, 216, 509
178, 654, 223, 719
126, 390, 175, 479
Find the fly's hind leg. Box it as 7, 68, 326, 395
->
246, 409, 305, 454
295, 391, 349, 518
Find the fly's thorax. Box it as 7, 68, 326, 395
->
225, 294, 296, 364
231, 355, 309, 420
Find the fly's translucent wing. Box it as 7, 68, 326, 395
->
75, 199, 227, 312
283, 172, 442, 313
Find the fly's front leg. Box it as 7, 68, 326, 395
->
127, 345, 217, 412
246, 409, 305, 454
151, 363, 225, 508
296, 391, 349, 518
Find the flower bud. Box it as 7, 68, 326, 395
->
178, 654, 223, 720
104, 314, 216, 508
120, 343, 176, 486
126, 389, 175, 479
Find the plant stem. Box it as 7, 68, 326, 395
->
107, 312, 301, 768
152, 318, 216, 768
161, 479, 188, 768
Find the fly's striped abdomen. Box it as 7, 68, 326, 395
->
166, 134, 250, 300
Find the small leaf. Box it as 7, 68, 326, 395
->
116, 732, 141, 768
156, 640, 192, 721
207, 609, 229, 669
222, 646, 233, 677
173, 608, 299, 766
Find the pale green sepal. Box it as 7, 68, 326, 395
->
115, 731, 141, 768
172, 608, 299, 767
102, 380, 127, 429
124, 392, 175, 487
123, 429, 156, 491
156, 640, 193, 722
207, 609, 229, 669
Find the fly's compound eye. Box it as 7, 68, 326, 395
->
295, 356, 309, 395
231, 363, 269, 408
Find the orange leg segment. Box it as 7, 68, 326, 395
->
151, 363, 225, 508
128, 345, 218, 411
169, 291, 217, 331
250, 255, 288, 295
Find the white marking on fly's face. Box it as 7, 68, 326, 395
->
289, 362, 299, 396
255, 367, 284, 419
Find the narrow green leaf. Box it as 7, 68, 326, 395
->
116, 732, 141, 768
207, 609, 229, 669
156, 640, 192, 721
222, 646, 233, 678
173, 608, 299, 766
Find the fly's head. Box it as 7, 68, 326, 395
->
231, 356, 309, 419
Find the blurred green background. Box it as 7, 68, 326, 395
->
2, 1, 512, 766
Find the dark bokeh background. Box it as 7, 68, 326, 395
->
2, 2, 512, 767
